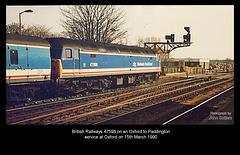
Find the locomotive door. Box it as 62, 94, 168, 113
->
6, 45, 29, 82
62, 48, 80, 76
73, 49, 80, 75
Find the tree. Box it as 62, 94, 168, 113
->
6, 22, 22, 34
6, 22, 63, 38
24, 24, 52, 38
136, 36, 161, 47
60, 5, 127, 43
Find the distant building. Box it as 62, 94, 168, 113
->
167, 58, 210, 69
209, 59, 234, 72
210, 59, 234, 65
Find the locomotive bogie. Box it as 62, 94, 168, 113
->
6, 81, 55, 106
56, 72, 157, 95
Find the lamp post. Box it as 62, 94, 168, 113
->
19, 9, 33, 34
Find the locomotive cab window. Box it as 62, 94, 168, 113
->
10, 49, 18, 65
149, 57, 153, 60
63, 49, 72, 58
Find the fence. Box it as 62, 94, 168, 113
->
185, 67, 204, 74
163, 67, 180, 73
162, 66, 204, 74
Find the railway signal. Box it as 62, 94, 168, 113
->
184, 27, 190, 33
144, 27, 192, 75
144, 27, 192, 53
183, 34, 191, 43
183, 27, 191, 43
165, 34, 175, 43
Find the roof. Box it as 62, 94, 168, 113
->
46, 37, 157, 56
168, 58, 210, 62
6, 33, 50, 47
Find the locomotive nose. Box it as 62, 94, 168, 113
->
51, 59, 62, 83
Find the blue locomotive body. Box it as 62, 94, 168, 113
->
79, 52, 156, 69
47, 38, 160, 80
60, 49, 158, 77
6, 33, 51, 84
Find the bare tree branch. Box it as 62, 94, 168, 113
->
60, 5, 127, 43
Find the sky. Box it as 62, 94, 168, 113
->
6, 5, 234, 60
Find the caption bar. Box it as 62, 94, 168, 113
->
72, 129, 170, 140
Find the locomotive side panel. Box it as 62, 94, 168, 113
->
6, 33, 51, 84
6, 44, 51, 83
60, 50, 158, 78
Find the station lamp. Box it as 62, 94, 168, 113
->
19, 9, 33, 34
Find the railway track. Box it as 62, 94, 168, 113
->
97, 78, 234, 125
7, 73, 233, 125
162, 86, 234, 125
6, 73, 227, 110
7, 76, 205, 124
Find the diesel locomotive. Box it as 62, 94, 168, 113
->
6, 33, 161, 102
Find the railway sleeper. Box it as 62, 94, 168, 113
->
44, 117, 55, 123
31, 119, 43, 125
149, 97, 154, 101
17, 78, 233, 125
50, 117, 58, 122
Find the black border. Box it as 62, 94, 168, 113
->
2, 1, 238, 145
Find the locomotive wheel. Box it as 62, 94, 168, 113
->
100, 79, 112, 89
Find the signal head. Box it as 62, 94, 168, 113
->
184, 27, 190, 33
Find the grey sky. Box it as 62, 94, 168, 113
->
6, 5, 234, 60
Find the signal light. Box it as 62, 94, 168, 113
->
165, 34, 175, 43
171, 34, 174, 43
183, 34, 191, 43
183, 27, 191, 43
165, 35, 171, 40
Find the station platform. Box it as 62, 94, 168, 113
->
159, 72, 206, 79
179, 74, 205, 78
159, 72, 186, 79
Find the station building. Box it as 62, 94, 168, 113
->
163, 58, 210, 74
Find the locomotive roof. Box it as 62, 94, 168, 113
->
46, 37, 157, 56
6, 33, 50, 47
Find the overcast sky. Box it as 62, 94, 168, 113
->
6, 5, 234, 60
